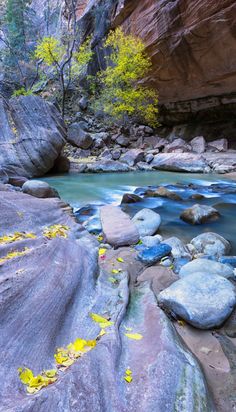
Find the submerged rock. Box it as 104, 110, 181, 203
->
179, 258, 235, 279
145, 186, 182, 201
138, 244, 172, 265
121, 193, 142, 204
180, 204, 220, 225
191, 232, 231, 257
22, 180, 59, 198
132, 208, 161, 236
100, 205, 139, 247
158, 272, 236, 329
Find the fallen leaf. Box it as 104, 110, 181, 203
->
90, 312, 113, 329
99, 248, 107, 256
125, 333, 143, 340
117, 257, 124, 263
18, 368, 34, 385
111, 269, 119, 274
124, 375, 133, 383
125, 369, 132, 375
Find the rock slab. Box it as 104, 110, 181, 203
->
100, 205, 139, 247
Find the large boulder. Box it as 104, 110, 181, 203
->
120, 149, 145, 166
190, 136, 206, 154
158, 272, 236, 329
22, 180, 60, 198
100, 205, 139, 247
151, 153, 209, 173
132, 208, 161, 236
0, 95, 66, 177
67, 123, 93, 149
179, 258, 235, 280
208, 138, 228, 152
180, 204, 220, 225
191, 232, 231, 257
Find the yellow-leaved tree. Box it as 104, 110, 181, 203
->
34, 35, 93, 117
94, 28, 158, 127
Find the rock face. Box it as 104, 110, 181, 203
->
158, 272, 236, 329
100, 205, 139, 246
180, 204, 220, 225
0, 95, 66, 177
77, 0, 236, 127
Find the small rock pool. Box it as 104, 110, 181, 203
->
43, 171, 236, 253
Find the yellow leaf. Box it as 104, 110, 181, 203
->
90, 312, 114, 329
111, 269, 119, 274
98, 329, 106, 337
125, 369, 132, 375
26, 386, 39, 394
117, 257, 124, 263
177, 320, 186, 327
72, 338, 87, 352
124, 375, 133, 383
99, 248, 106, 256
44, 369, 57, 378
28, 375, 45, 388
125, 333, 143, 340
86, 340, 97, 348
18, 368, 34, 385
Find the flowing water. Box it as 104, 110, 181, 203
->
43, 171, 236, 253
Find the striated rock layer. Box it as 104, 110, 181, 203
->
77, 0, 236, 127
0, 95, 66, 177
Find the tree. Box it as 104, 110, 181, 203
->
94, 28, 158, 127
34, 35, 93, 117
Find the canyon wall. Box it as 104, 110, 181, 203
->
77, 0, 236, 129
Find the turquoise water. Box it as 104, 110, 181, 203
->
43, 171, 236, 252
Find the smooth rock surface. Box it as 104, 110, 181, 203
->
100, 205, 139, 247
180, 204, 220, 225
132, 208, 161, 236
67, 123, 93, 149
151, 153, 209, 173
0, 95, 66, 177
120, 149, 145, 166
191, 232, 231, 257
158, 272, 236, 329
164, 237, 191, 259
86, 160, 130, 173
141, 235, 163, 248
22, 180, 59, 198
190, 136, 206, 154
179, 258, 235, 280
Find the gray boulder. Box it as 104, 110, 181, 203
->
141, 234, 163, 248
100, 205, 139, 247
208, 138, 228, 152
86, 160, 130, 173
151, 153, 209, 173
111, 149, 121, 160
164, 237, 191, 259
190, 136, 206, 154
22, 180, 59, 198
116, 135, 129, 147
179, 258, 235, 279
78, 96, 88, 110
158, 272, 236, 329
191, 232, 231, 257
132, 208, 161, 236
180, 204, 220, 225
0, 96, 66, 177
164, 138, 191, 153
120, 149, 145, 166
67, 123, 93, 149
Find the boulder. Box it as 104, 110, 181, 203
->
151, 153, 209, 173
132, 208, 161, 236
78, 96, 88, 110
145, 186, 182, 201
111, 149, 121, 160
67, 123, 93, 149
165, 138, 191, 153
100, 148, 112, 159
180, 204, 220, 225
138, 243, 172, 265
141, 235, 163, 248
86, 160, 130, 173
100, 205, 139, 247
8, 176, 28, 187
158, 272, 236, 329
121, 193, 142, 204
116, 135, 130, 147
179, 258, 235, 279
145, 153, 154, 163
137, 162, 154, 171
164, 237, 191, 259
22, 180, 59, 198
120, 149, 145, 166
191, 232, 231, 257
0, 95, 66, 177
208, 138, 228, 152
190, 136, 206, 154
